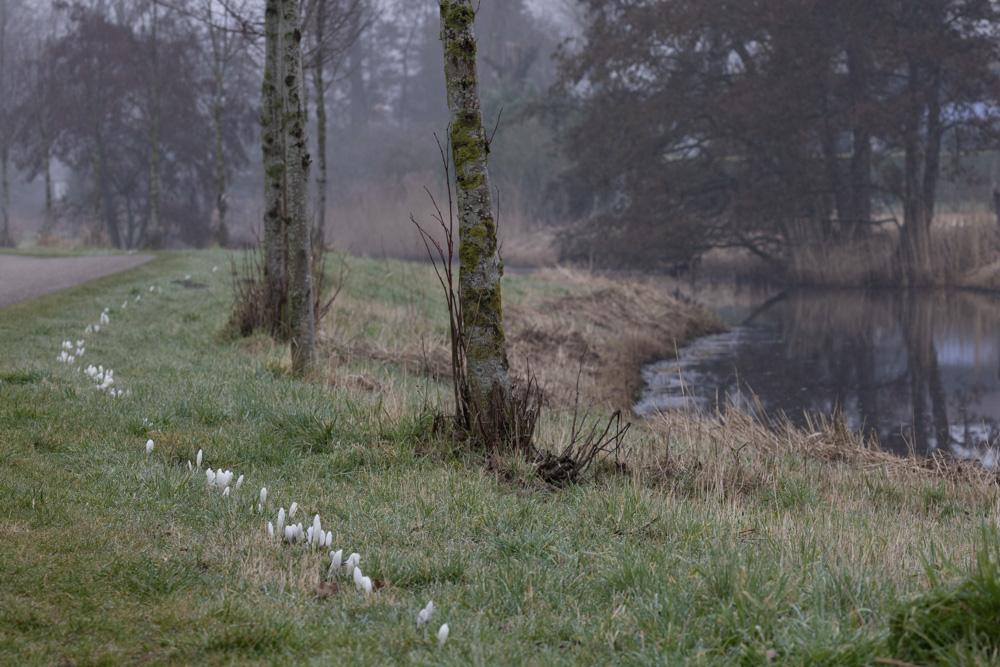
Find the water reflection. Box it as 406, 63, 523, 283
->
636, 289, 1000, 461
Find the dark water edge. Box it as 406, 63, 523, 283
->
636, 286, 1000, 466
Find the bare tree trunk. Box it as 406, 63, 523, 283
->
0, 144, 11, 247
281, 0, 316, 374
439, 0, 511, 432
213, 67, 228, 247
311, 0, 327, 249
146, 0, 161, 248
40, 117, 54, 236
263, 0, 288, 338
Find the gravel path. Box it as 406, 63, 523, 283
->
0, 254, 155, 309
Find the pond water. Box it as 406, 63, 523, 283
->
635, 287, 1000, 463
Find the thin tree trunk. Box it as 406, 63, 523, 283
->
147, 0, 161, 248
281, 0, 316, 374
312, 1, 327, 249
213, 67, 228, 247
263, 0, 288, 338
0, 144, 11, 247
0, 0, 9, 248
440, 0, 511, 433
41, 118, 54, 236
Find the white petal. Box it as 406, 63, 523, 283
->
145, 439, 154, 454
437, 624, 449, 645
276, 508, 285, 533
260, 487, 267, 505
196, 450, 203, 468
362, 576, 372, 595
353, 567, 363, 590
235, 475, 244, 490
223, 486, 230, 496
267, 522, 274, 537
289, 502, 298, 519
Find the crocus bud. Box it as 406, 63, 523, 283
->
362, 577, 373, 595
145, 439, 154, 454
196, 449, 203, 468
260, 487, 267, 506
276, 508, 285, 534
267, 522, 274, 538
437, 624, 449, 646
235, 475, 244, 490
289, 502, 298, 519
353, 567, 363, 591
284, 525, 296, 542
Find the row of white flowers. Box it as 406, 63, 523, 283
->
55, 275, 449, 647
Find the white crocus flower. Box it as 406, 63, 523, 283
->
187, 461, 192, 471
289, 502, 298, 519
196, 449, 203, 468
362, 576, 373, 595
145, 439, 154, 454
149, 285, 155, 292
206, 468, 216, 485
84, 325, 92, 334
311, 515, 322, 545
223, 487, 230, 497
276, 508, 285, 534
327, 550, 343, 577
437, 624, 449, 646
235, 475, 244, 491
268, 522, 274, 538
324, 531, 333, 548
135, 295, 141, 301
345, 552, 360, 573
353, 567, 364, 591
259, 487, 267, 508
417, 601, 435, 629
284, 525, 296, 542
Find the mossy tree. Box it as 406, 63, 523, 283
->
439, 0, 511, 436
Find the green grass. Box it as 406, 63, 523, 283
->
1, 249, 999, 665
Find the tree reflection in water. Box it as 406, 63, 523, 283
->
636, 289, 1000, 465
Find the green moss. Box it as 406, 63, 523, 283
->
449, 37, 477, 61
446, 4, 474, 31
450, 108, 486, 190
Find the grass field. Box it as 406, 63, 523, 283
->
2, 249, 999, 665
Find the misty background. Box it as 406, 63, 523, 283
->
4, 0, 1000, 283
0, 0, 587, 264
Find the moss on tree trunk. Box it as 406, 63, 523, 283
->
439, 0, 511, 433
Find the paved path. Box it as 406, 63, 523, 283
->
0, 254, 155, 309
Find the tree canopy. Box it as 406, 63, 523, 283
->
558, 0, 1000, 279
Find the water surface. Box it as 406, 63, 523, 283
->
637, 288, 1000, 462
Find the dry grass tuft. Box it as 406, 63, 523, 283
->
506, 270, 724, 410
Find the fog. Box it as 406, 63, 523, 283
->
0, 0, 576, 264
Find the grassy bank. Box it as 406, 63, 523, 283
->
1, 250, 999, 665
